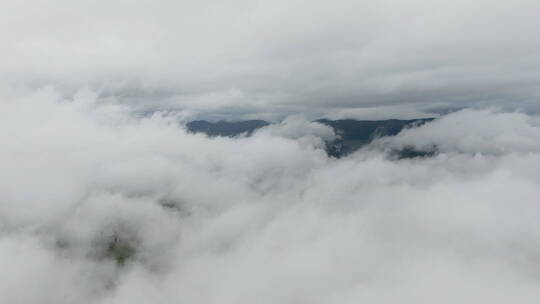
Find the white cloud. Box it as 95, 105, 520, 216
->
376, 108, 540, 154
254, 115, 337, 148
2, 88, 540, 303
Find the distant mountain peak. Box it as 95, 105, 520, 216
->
186, 118, 435, 158
186, 120, 269, 137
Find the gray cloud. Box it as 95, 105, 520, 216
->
2, 0, 539, 118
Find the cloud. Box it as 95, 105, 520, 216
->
1, 0, 539, 118
375, 108, 540, 154
254, 115, 337, 148
2, 88, 540, 303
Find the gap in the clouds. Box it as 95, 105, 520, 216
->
185, 117, 436, 158
101, 231, 138, 267
186, 120, 270, 137
54, 224, 139, 268
388, 145, 439, 160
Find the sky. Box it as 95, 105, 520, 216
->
2, 0, 540, 120
3, 1, 540, 303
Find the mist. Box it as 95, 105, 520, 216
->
1, 87, 540, 303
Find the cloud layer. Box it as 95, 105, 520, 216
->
2, 0, 540, 118
2, 88, 540, 303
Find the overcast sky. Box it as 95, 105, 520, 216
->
4, 2, 540, 302
2, 0, 540, 120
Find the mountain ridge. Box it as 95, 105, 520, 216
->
186, 118, 435, 158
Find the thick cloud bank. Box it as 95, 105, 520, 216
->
2, 88, 540, 303
2, 0, 540, 118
